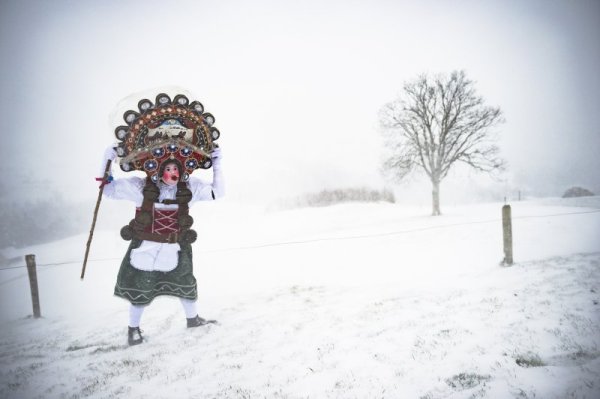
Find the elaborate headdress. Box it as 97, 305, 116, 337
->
114, 93, 220, 183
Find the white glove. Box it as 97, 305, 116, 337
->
98, 145, 117, 181
211, 147, 222, 167
104, 145, 118, 161
210, 147, 224, 197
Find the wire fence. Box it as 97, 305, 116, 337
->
1, 208, 599, 272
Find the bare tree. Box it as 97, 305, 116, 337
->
380, 70, 505, 215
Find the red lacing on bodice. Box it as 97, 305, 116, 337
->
135, 207, 180, 235
152, 209, 179, 234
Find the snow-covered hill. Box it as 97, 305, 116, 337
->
1, 198, 599, 398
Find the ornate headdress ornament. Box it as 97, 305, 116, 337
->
114, 93, 220, 183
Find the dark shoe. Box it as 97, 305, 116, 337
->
187, 315, 217, 328
128, 326, 143, 346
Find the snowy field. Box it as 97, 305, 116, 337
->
1, 197, 599, 398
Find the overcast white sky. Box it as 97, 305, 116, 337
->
1, 0, 599, 205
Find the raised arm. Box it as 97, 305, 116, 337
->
99, 145, 144, 205
210, 147, 224, 198
189, 147, 225, 202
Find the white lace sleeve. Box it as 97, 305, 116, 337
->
188, 177, 215, 202
187, 151, 225, 203
103, 176, 145, 206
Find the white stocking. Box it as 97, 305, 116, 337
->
180, 298, 198, 319
129, 304, 146, 327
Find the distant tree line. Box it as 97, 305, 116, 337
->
274, 187, 395, 209
0, 194, 87, 249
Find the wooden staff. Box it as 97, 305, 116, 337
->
81, 159, 112, 280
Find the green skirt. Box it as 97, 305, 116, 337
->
114, 239, 198, 305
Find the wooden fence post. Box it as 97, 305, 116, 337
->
25, 254, 41, 318
502, 205, 513, 266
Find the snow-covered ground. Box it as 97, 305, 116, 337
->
1, 197, 599, 398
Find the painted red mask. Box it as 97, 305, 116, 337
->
162, 163, 180, 186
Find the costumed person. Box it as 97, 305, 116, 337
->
98, 92, 224, 346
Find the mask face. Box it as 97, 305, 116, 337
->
162, 163, 180, 186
